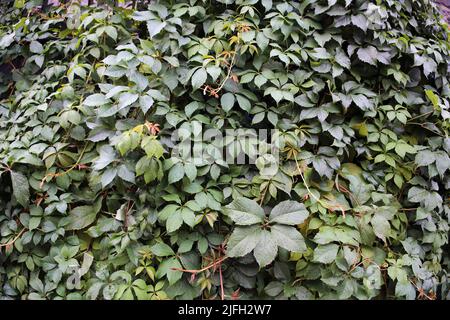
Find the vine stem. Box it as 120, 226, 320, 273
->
171, 256, 228, 274
219, 264, 225, 300
215, 50, 237, 94
0, 228, 26, 249
40, 143, 88, 188
293, 155, 329, 207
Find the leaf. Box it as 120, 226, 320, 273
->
262, 0, 272, 11
352, 94, 373, 111
30, 40, 43, 54
151, 243, 175, 257
191, 68, 207, 90
415, 150, 435, 167
357, 46, 378, 66
64, 200, 102, 231
93, 145, 116, 170
79, 253, 94, 276
181, 207, 196, 227
269, 200, 309, 225
312, 244, 339, 264
220, 93, 235, 112
158, 204, 179, 221
118, 92, 139, 110
270, 225, 306, 252
101, 168, 117, 188
168, 163, 184, 184
425, 89, 439, 107
156, 257, 182, 285
166, 210, 183, 233
141, 136, 164, 158
313, 226, 337, 245
226, 225, 262, 258
139, 95, 154, 114
236, 95, 251, 112
206, 65, 221, 81
351, 14, 368, 32
183, 163, 197, 181
253, 230, 278, 267
0, 32, 15, 49
371, 215, 391, 242
223, 197, 265, 225
147, 20, 167, 38
117, 165, 135, 183
84, 94, 109, 106
11, 171, 30, 208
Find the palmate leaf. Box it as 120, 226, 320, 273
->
253, 230, 278, 268
223, 197, 265, 225
227, 224, 307, 267
371, 215, 391, 242
312, 243, 340, 264
63, 199, 102, 231
269, 200, 309, 225
270, 224, 307, 253
226, 225, 262, 258
225, 198, 308, 266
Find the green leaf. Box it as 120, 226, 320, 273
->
117, 131, 140, 156
357, 46, 378, 66
93, 145, 116, 171
236, 95, 251, 112
269, 200, 309, 225
270, 225, 306, 252
415, 150, 435, 167
141, 136, 164, 158
223, 197, 265, 225
84, 94, 109, 106
11, 171, 30, 208
118, 92, 139, 110
147, 20, 167, 39
312, 244, 339, 264
28, 217, 41, 230
262, 0, 272, 11
425, 89, 439, 107
206, 65, 221, 81
117, 165, 135, 183
371, 215, 391, 242
180, 207, 196, 227
151, 243, 175, 257
101, 168, 117, 188
139, 95, 154, 114
156, 257, 182, 286
168, 163, 184, 184
30, 40, 43, 54
227, 225, 262, 258
191, 68, 207, 90
253, 230, 277, 267
64, 200, 102, 231
220, 93, 235, 112
166, 210, 183, 233
313, 226, 337, 245
183, 163, 197, 181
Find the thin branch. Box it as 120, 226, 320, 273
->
0, 228, 26, 249
171, 256, 228, 274
219, 264, 225, 301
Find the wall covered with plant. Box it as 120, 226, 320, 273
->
0, 0, 449, 300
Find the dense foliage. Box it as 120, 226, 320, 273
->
0, 0, 449, 300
